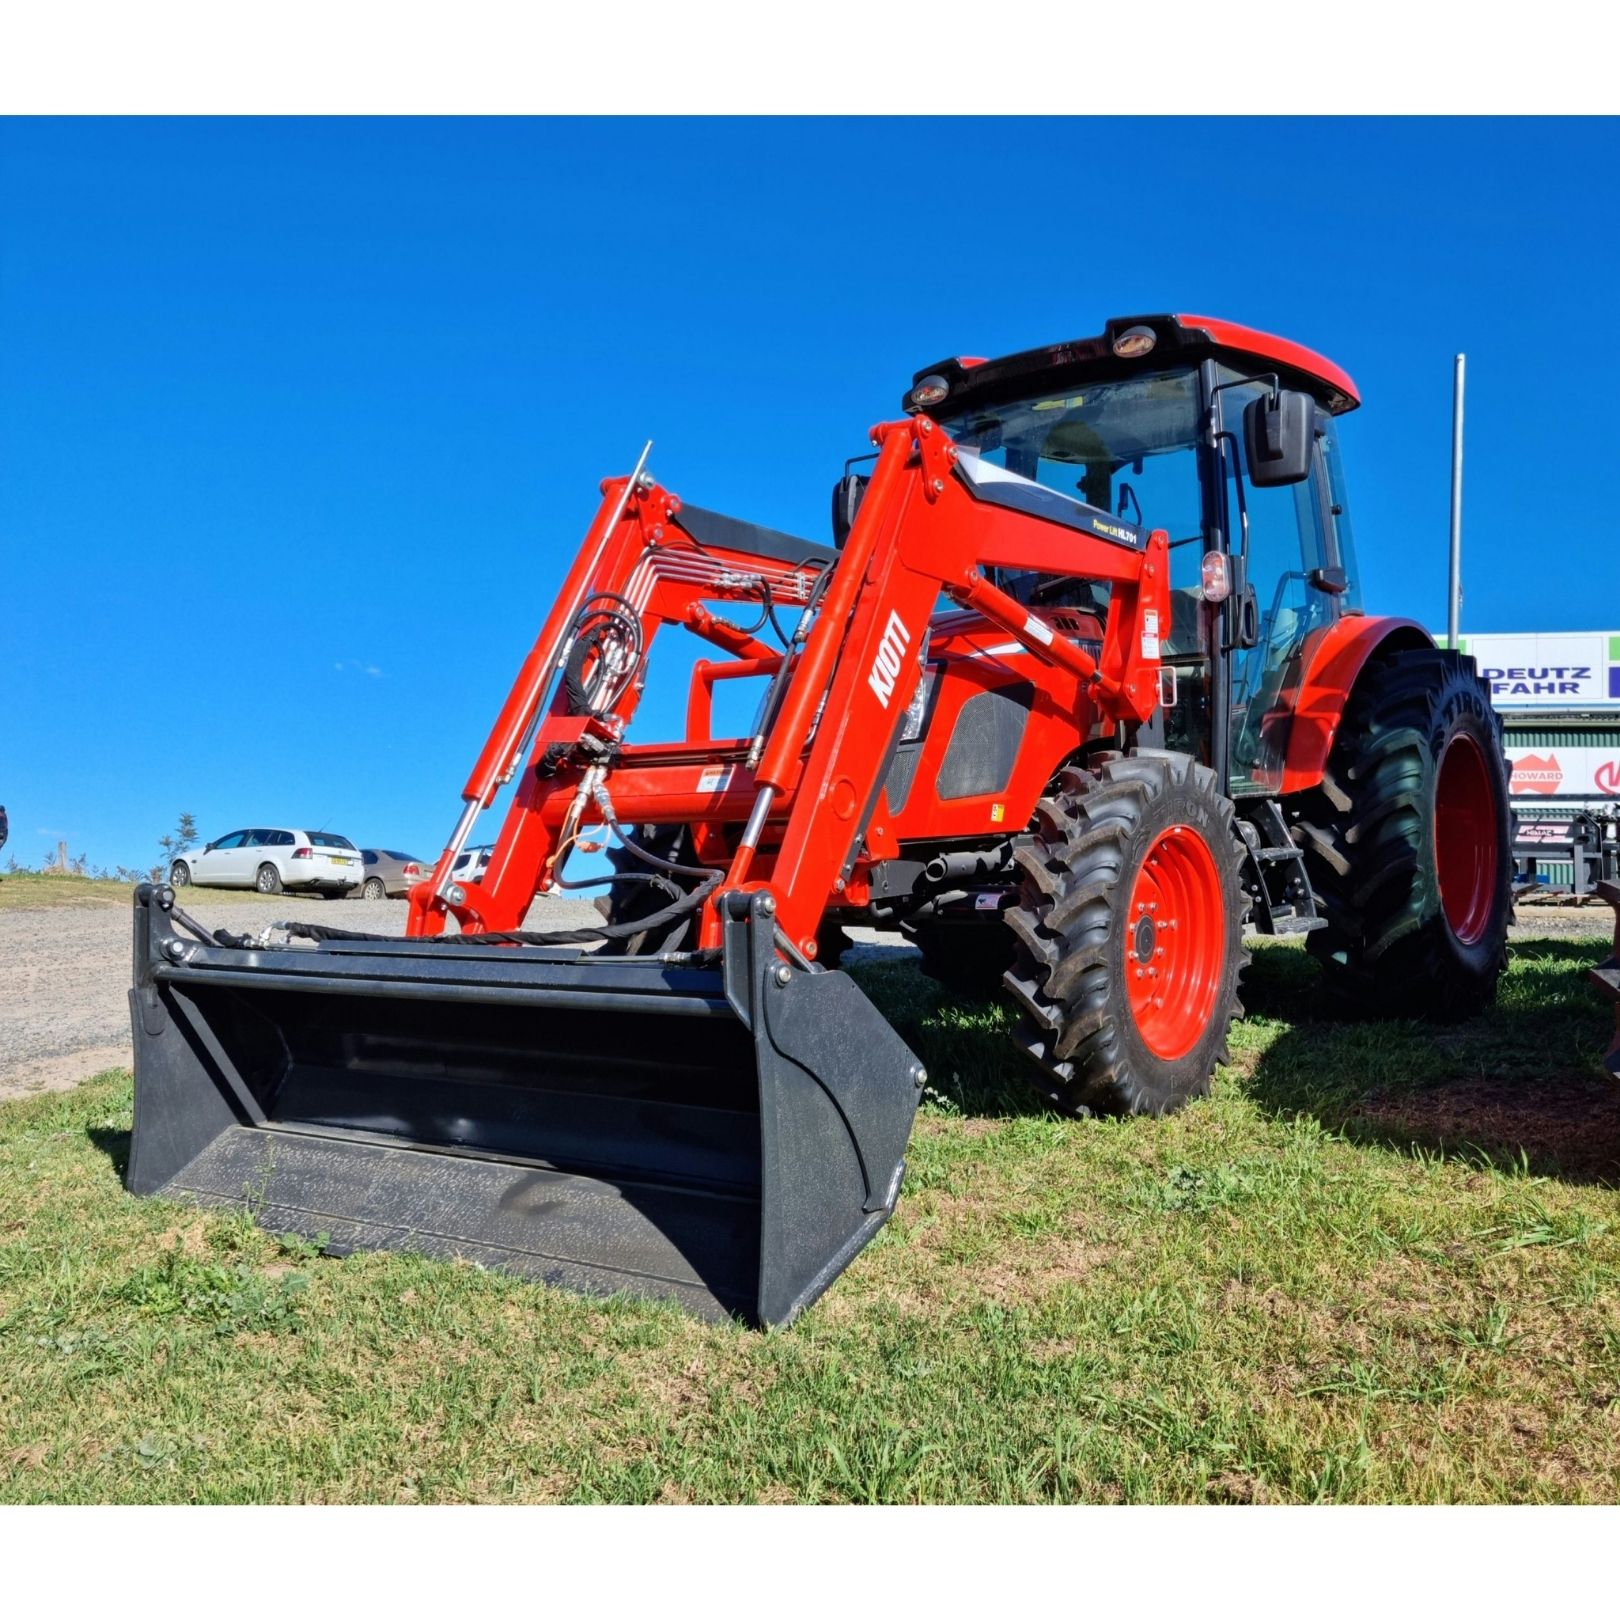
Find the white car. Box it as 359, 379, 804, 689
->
169, 827, 364, 897
449, 844, 493, 885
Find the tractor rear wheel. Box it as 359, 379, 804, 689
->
1291, 646, 1511, 1017
1002, 751, 1248, 1116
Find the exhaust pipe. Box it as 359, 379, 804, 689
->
921, 839, 1016, 886
127, 886, 925, 1326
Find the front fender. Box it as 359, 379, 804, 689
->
1280, 614, 1434, 795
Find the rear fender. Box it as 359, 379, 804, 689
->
1280, 615, 1434, 795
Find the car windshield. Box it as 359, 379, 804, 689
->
933, 368, 1204, 543
384, 850, 418, 862
303, 832, 356, 849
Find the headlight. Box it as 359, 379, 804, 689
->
900, 668, 938, 743
1111, 324, 1157, 359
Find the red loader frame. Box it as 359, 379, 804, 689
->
408, 415, 1170, 959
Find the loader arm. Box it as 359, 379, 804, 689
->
411, 416, 1170, 959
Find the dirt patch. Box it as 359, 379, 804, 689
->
0, 1043, 132, 1103
1208, 1468, 1274, 1504
155, 1220, 212, 1259
1355, 1074, 1620, 1185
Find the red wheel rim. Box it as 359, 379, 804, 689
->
1125, 824, 1226, 1061
1435, 732, 1497, 945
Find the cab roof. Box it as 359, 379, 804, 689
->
908, 313, 1360, 418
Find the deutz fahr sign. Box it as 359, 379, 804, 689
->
1452, 631, 1620, 708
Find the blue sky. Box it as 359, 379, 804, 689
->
3, 117, 1618, 873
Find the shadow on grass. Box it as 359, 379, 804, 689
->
863, 933, 1619, 1184
848, 957, 1050, 1121
1239, 936, 1620, 1187
87, 1125, 130, 1178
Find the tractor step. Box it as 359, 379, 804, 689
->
1268, 911, 1328, 936
1235, 804, 1323, 937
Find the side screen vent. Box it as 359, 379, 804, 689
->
937, 683, 1033, 801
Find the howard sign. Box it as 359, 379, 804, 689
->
1506, 749, 1620, 800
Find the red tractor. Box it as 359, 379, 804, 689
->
128, 314, 1513, 1325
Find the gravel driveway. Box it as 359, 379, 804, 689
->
0, 889, 1610, 1104
0, 891, 599, 1103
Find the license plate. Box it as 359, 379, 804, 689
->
331, 856, 355, 865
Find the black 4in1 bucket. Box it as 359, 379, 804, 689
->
127, 886, 924, 1325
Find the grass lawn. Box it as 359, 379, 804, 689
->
0, 869, 333, 911
0, 870, 136, 910
2, 935, 1617, 1503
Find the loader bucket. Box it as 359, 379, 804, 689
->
127, 887, 925, 1326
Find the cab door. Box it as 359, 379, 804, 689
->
1219, 392, 1345, 796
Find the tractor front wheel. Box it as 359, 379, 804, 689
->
1292, 646, 1511, 1017
1002, 751, 1249, 1116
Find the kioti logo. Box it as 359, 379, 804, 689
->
1510, 753, 1563, 795
1596, 759, 1620, 796
867, 610, 911, 708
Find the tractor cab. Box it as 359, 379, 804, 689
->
914, 314, 1364, 797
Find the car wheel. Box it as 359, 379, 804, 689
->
362, 877, 387, 900
255, 863, 283, 895
169, 861, 191, 888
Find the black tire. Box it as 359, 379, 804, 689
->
905, 918, 1016, 997
1002, 751, 1249, 1117
592, 825, 700, 956
362, 877, 387, 901
1290, 646, 1511, 1018
255, 863, 283, 896
169, 861, 191, 888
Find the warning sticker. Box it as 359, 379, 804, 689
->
1141, 608, 1161, 661
697, 766, 734, 794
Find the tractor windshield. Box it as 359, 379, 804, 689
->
933, 368, 1204, 543
934, 368, 1205, 647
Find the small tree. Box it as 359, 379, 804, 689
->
157, 812, 200, 877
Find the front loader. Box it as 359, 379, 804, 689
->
129, 314, 1514, 1324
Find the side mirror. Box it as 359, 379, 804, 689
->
1243, 389, 1313, 487
204, 843, 215, 854
831, 472, 869, 549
